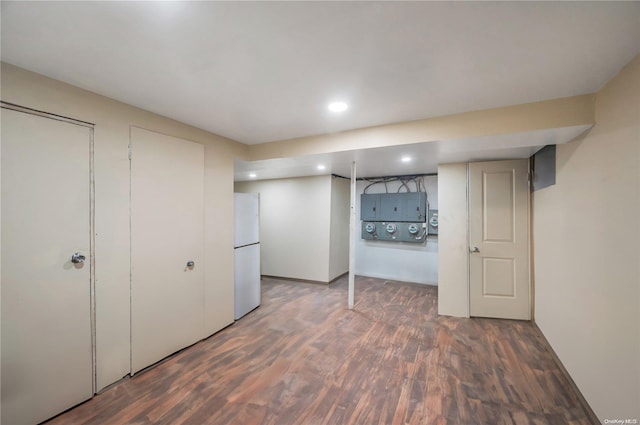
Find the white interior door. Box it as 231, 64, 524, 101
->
1, 107, 93, 424
130, 127, 205, 374
469, 159, 530, 320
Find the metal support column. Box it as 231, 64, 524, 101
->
348, 161, 356, 309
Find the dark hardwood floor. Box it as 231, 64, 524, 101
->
46, 276, 594, 425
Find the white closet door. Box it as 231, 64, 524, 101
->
469, 159, 530, 320
1, 107, 93, 424
130, 127, 205, 374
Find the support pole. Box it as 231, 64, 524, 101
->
348, 161, 356, 309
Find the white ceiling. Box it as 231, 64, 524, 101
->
2, 1, 639, 147
2, 2, 638, 182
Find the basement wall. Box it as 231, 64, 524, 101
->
533, 54, 640, 420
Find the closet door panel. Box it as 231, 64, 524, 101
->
130, 127, 204, 374
1, 107, 93, 424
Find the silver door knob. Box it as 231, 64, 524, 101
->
71, 252, 86, 264
186, 260, 195, 267
470, 246, 480, 253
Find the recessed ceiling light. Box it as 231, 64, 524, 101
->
401, 156, 412, 162
249, 173, 257, 178
328, 102, 348, 112
317, 164, 326, 170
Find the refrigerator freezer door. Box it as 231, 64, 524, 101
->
234, 192, 259, 247
234, 243, 261, 320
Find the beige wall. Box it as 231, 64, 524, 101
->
235, 176, 334, 282
436, 163, 469, 317
1, 63, 247, 391
236, 175, 349, 283
329, 176, 350, 281
533, 55, 640, 420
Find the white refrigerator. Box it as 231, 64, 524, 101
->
234, 192, 261, 320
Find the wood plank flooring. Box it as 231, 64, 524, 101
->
45, 276, 594, 425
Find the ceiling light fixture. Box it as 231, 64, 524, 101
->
328, 102, 348, 112
401, 156, 412, 162
317, 164, 326, 171
249, 173, 257, 178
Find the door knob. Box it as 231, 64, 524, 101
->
470, 247, 480, 253
186, 260, 195, 267
71, 252, 86, 264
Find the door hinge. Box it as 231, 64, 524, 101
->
128, 144, 132, 160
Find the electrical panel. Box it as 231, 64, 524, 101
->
380, 195, 402, 221
361, 221, 427, 243
361, 194, 380, 221
360, 192, 426, 223
360, 192, 428, 243
403, 192, 427, 222
428, 209, 438, 235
